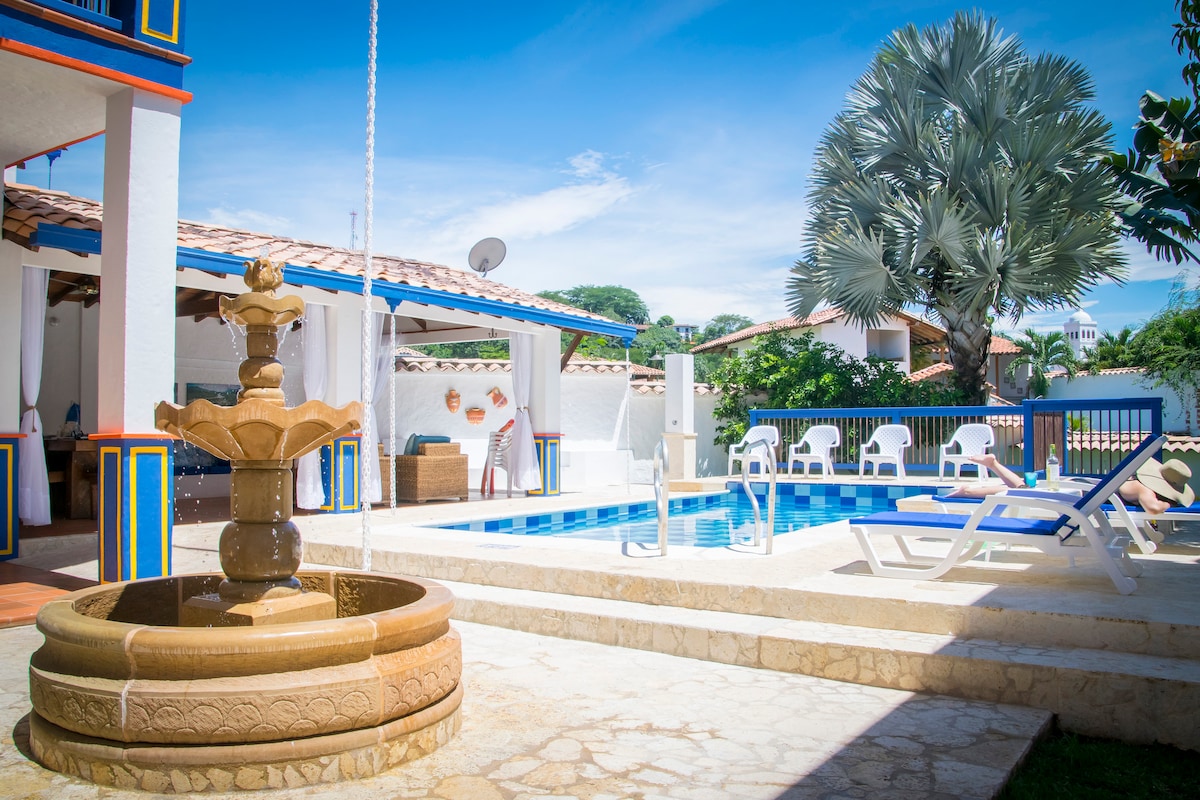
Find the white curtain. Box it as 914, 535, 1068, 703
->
364, 313, 390, 503
296, 305, 328, 509
508, 332, 543, 491
18, 267, 50, 525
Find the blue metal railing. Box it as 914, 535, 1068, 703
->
31, 1, 119, 31
749, 397, 1164, 478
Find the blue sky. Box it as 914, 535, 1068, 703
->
28, 0, 1199, 336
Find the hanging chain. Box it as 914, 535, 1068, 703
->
359, 0, 379, 571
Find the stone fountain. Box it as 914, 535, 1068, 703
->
27, 258, 462, 792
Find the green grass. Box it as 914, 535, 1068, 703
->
1000, 729, 1200, 800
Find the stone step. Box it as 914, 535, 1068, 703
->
308, 541, 1200, 661
443, 580, 1200, 752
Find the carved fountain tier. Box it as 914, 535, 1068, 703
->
28, 259, 463, 791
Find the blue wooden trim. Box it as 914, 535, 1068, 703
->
0, 438, 19, 561
0, 7, 187, 88
30, 224, 101, 253
98, 438, 173, 581
132, 0, 185, 52
33, 0, 121, 31
32, 226, 636, 343
528, 433, 561, 496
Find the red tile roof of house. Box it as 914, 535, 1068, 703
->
2, 183, 614, 326
394, 355, 666, 378
690, 307, 946, 354
906, 362, 955, 382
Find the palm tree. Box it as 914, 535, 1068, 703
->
1085, 326, 1137, 371
788, 13, 1127, 404
1006, 329, 1077, 399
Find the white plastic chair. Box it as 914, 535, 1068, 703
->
728, 425, 780, 475
481, 428, 513, 497
787, 425, 840, 478
939, 423, 995, 480
858, 424, 912, 479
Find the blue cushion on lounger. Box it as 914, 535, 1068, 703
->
848, 510, 1062, 536
404, 434, 451, 456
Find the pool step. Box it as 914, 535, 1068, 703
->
307, 540, 1200, 662
445, 580, 1200, 752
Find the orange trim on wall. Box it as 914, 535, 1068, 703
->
8, 131, 104, 169
90, 433, 176, 440
0, 38, 192, 104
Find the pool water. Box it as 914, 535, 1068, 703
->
439, 491, 897, 548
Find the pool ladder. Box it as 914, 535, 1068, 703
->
739, 437, 778, 554
653, 437, 669, 555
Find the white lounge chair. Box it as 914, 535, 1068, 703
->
849, 435, 1168, 594
728, 425, 780, 475
787, 425, 840, 478
859, 424, 911, 479
939, 423, 995, 480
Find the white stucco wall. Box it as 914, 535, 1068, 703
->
728, 316, 912, 373
1047, 370, 1197, 435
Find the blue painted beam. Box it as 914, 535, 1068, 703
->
32, 223, 637, 344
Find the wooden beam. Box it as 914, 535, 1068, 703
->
560, 333, 584, 372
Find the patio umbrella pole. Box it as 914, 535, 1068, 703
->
359, 0, 379, 571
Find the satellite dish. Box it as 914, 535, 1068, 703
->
468, 237, 506, 278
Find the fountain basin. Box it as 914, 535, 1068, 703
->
28, 572, 462, 791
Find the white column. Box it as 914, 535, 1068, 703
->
96, 88, 181, 433
0, 244, 22, 430
663, 353, 696, 481
528, 329, 561, 433
326, 295, 363, 407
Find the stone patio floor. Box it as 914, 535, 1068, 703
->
4, 478, 1198, 797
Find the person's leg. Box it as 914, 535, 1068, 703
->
1118, 480, 1171, 515
945, 483, 1008, 499
969, 454, 1023, 488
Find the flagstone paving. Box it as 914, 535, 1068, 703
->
1, 619, 1048, 799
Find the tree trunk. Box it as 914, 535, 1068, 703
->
938, 304, 991, 405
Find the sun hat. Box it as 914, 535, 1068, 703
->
1135, 458, 1196, 507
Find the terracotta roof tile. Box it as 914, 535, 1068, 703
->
3, 184, 615, 326
906, 362, 955, 382
394, 355, 666, 378
691, 308, 946, 354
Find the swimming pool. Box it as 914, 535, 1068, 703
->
438, 483, 938, 548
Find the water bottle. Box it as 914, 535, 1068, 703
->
1046, 444, 1060, 490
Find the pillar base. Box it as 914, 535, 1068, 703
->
316, 435, 360, 513
662, 432, 697, 482
528, 433, 561, 496
0, 434, 21, 561
94, 434, 174, 582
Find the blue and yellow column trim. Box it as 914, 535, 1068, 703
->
0, 434, 22, 561
529, 432, 562, 496
94, 434, 173, 583
317, 435, 360, 513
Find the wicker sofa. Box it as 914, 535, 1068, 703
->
388, 442, 469, 503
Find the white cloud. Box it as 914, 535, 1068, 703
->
201, 206, 293, 233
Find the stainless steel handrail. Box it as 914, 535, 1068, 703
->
653, 436, 670, 555
739, 438, 777, 554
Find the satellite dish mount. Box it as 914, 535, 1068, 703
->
468, 237, 506, 279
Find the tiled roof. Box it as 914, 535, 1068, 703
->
932, 336, 1022, 356
1166, 435, 1200, 454
630, 380, 720, 396
689, 309, 844, 354
690, 308, 946, 354
394, 355, 666, 378
2, 183, 614, 326
906, 362, 954, 382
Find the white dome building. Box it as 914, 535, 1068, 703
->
1063, 309, 1098, 360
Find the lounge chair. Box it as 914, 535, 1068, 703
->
787, 425, 840, 478
858, 424, 911, 479
938, 423, 995, 480
728, 425, 780, 475
848, 435, 1168, 594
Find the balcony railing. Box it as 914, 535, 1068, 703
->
27, 0, 185, 52
749, 397, 1165, 478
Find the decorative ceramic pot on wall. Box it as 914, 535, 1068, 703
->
465, 407, 486, 425
488, 387, 508, 408
445, 389, 461, 413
